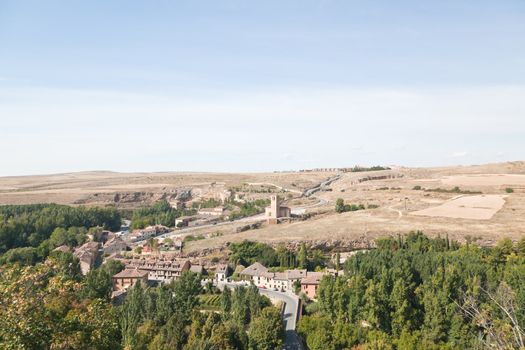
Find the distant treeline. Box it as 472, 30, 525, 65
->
349, 165, 391, 172
413, 185, 482, 195
0, 204, 121, 256
130, 199, 196, 229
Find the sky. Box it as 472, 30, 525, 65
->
1, 0, 524, 176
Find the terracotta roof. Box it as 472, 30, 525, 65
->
301, 272, 325, 285
285, 269, 307, 279
105, 252, 124, 260
122, 258, 190, 272
190, 265, 204, 274
113, 269, 149, 279
240, 262, 268, 277
104, 236, 126, 246
82, 241, 100, 250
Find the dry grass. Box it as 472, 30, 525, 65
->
1, 162, 525, 249
0, 170, 333, 207
411, 195, 507, 220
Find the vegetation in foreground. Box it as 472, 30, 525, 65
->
0, 258, 284, 350
299, 232, 525, 350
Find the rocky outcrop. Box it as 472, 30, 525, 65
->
281, 237, 376, 252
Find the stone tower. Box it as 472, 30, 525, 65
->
270, 195, 279, 218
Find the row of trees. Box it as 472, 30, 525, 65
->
298, 232, 525, 349
228, 240, 327, 271
335, 198, 377, 213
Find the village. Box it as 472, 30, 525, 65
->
52, 194, 344, 306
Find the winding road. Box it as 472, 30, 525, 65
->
218, 282, 304, 349
258, 289, 304, 350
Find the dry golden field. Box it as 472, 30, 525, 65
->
1, 161, 524, 250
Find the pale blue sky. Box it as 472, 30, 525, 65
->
1, 1, 524, 175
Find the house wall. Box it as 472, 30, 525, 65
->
301, 283, 319, 299
113, 276, 147, 291
104, 242, 127, 255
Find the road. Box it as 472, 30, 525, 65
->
303, 173, 343, 197
134, 175, 341, 244
218, 282, 305, 350
258, 289, 305, 350
140, 214, 266, 242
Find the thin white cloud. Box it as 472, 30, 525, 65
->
451, 151, 469, 158
0, 85, 524, 175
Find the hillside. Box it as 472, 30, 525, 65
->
1, 162, 525, 250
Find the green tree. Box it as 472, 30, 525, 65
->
172, 271, 202, 321
222, 287, 232, 314
148, 311, 188, 350
249, 307, 284, 350
298, 242, 308, 269
120, 282, 146, 348
335, 198, 345, 213
517, 236, 525, 256
82, 260, 124, 300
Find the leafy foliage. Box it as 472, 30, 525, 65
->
228, 199, 270, 221
0, 203, 121, 254
0, 255, 120, 350
298, 231, 525, 349
335, 198, 368, 213
130, 199, 195, 229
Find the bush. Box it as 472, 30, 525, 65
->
184, 234, 205, 243
335, 199, 368, 213
506, 187, 514, 193
413, 185, 422, 190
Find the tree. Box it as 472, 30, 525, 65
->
120, 282, 146, 348
297, 314, 334, 350
0, 257, 120, 350
172, 272, 202, 321
335, 198, 345, 213
222, 287, 232, 314
298, 243, 308, 269
517, 236, 525, 257
497, 237, 515, 256
148, 311, 188, 350
249, 307, 284, 350
82, 260, 124, 300
48, 227, 86, 248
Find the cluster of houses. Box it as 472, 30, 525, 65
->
110, 256, 230, 296
124, 225, 170, 243
53, 232, 131, 275
110, 258, 331, 300
73, 241, 101, 275
58, 230, 337, 302
239, 262, 340, 299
